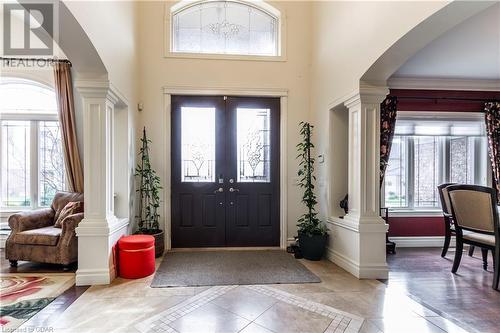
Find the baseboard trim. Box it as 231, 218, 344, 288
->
389, 236, 454, 248
325, 247, 388, 279
75, 268, 112, 286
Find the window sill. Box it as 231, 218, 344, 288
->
387, 209, 443, 217
165, 51, 287, 62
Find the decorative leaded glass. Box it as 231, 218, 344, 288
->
172, 1, 279, 56
237, 107, 270, 182
181, 107, 216, 182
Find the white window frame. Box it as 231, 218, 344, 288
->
0, 78, 65, 226
164, 0, 287, 62
0, 113, 61, 213
382, 112, 490, 216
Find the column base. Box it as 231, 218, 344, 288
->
325, 215, 389, 279
75, 217, 129, 286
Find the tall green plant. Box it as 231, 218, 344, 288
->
136, 127, 162, 233
296, 122, 327, 236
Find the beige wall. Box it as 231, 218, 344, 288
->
64, 1, 140, 102
137, 0, 312, 238
309, 1, 449, 220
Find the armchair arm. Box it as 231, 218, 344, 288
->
8, 208, 55, 233
60, 213, 84, 246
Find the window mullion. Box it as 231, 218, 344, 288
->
407, 137, 414, 209
31, 121, 39, 209
442, 137, 449, 184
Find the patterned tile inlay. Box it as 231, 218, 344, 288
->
135, 285, 364, 333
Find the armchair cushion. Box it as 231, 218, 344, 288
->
12, 226, 62, 246
8, 208, 55, 233
51, 191, 84, 222
54, 201, 84, 228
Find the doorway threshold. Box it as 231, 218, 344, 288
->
170, 246, 282, 252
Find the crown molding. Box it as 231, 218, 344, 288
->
388, 77, 500, 92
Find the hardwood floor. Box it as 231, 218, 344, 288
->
386, 247, 499, 333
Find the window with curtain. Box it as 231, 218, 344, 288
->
0, 77, 66, 210
171, 0, 280, 57
384, 113, 488, 210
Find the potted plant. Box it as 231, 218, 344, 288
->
296, 122, 328, 260
135, 127, 164, 257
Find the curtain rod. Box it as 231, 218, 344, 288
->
391, 95, 499, 103
1, 57, 72, 66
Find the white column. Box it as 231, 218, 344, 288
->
75, 81, 128, 286
338, 86, 389, 279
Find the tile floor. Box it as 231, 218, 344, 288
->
20, 255, 471, 333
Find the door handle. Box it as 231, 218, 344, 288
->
214, 187, 224, 193
229, 187, 239, 192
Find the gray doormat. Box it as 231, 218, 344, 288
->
150, 250, 320, 287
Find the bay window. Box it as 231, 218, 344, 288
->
384, 113, 488, 211
0, 78, 66, 211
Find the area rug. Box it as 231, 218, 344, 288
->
0, 274, 74, 332
151, 250, 320, 287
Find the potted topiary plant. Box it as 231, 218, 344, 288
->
136, 127, 164, 257
296, 122, 328, 260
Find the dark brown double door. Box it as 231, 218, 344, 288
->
171, 95, 280, 247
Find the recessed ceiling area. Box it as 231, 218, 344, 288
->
392, 3, 500, 80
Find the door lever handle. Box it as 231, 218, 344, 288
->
214, 187, 224, 193
229, 187, 239, 192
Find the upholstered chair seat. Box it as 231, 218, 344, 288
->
5, 191, 84, 267
13, 226, 62, 246
463, 233, 495, 247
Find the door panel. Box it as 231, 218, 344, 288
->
171, 96, 226, 247
171, 95, 279, 247
226, 97, 280, 246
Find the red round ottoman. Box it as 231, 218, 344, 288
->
118, 235, 155, 279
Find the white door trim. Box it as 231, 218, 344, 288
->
162, 86, 289, 250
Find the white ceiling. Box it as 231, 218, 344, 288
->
392, 3, 500, 80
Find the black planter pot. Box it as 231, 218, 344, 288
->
298, 233, 328, 261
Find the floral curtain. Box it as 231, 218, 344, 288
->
485, 101, 500, 204
380, 96, 398, 187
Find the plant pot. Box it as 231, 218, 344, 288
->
298, 233, 328, 261
136, 230, 165, 258
152, 230, 165, 258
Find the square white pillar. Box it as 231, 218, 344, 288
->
75, 81, 128, 286
327, 86, 389, 279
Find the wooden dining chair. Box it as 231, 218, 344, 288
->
438, 183, 457, 257
447, 185, 499, 290
438, 183, 477, 259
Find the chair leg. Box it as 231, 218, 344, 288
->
481, 248, 488, 270
468, 245, 475, 257
9, 260, 18, 267
441, 227, 451, 258
452, 240, 463, 273
493, 247, 499, 290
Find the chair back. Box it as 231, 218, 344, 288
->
437, 183, 455, 215
447, 185, 498, 235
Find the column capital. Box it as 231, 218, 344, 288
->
74, 79, 120, 106
344, 84, 389, 109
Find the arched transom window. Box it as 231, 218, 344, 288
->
171, 0, 280, 57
